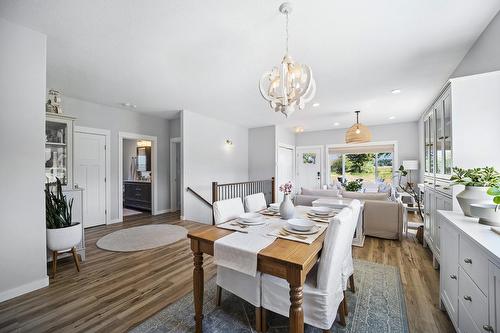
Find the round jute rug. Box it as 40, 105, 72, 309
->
96, 224, 187, 252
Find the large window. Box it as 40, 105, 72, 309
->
329, 145, 395, 185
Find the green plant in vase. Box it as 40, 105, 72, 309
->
488, 186, 500, 212
344, 179, 363, 192
45, 178, 73, 229
451, 166, 500, 217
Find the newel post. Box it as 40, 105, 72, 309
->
211, 182, 218, 225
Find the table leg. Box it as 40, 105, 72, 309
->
289, 282, 304, 333
193, 248, 204, 333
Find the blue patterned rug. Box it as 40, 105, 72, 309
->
131, 260, 409, 333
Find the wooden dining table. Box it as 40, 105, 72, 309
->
187, 216, 327, 333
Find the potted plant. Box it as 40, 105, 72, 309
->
451, 167, 500, 217
343, 179, 363, 192
45, 178, 82, 264
468, 186, 500, 226
278, 181, 294, 220
397, 165, 424, 221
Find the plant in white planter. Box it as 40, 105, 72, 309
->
45, 178, 81, 277
451, 167, 500, 217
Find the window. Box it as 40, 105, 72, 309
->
329, 146, 395, 185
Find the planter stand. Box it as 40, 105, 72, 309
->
51, 247, 81, 278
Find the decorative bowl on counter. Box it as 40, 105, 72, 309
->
470, 203, 500, 226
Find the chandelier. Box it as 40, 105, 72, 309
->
259, 2, 316, 118
345, 111, 372, 144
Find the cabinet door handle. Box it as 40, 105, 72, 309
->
443, 187, 450, 190
464, 258, 472, 264
435, 184, 441, 187
463, 295, 472, 301
483, 325, 494, 332
449, 274, 457, 280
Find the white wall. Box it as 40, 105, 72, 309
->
182, 110, 248, 223
295, 121, 419, 165
452, 11, 500, 78
275, 125, 295, 147
61, 96, 171, 220
169, 117, 181, 139
248, 126, 276, 181
0, 19, 48, 302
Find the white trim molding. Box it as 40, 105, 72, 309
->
170, 137, 182, 213
74, 126, 112, 225
0, 276, 49, 303
118, 132, 159, 221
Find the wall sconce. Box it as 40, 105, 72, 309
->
225, 139, 233, 146
294, 127, 304, 133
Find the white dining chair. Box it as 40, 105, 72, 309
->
212, 197, 263, 331
261, 207, 356, 332
244, 192, 267, 212
341, 199, 362, 315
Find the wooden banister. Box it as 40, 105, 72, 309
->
186, 187, 212, 208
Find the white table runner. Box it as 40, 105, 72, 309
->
214, 206, 341, 276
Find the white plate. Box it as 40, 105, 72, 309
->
310, 206, 334, 215
237, 219, 266, 226
307, 211, 335, 218
287, 218, 315, 232
283, 225, 320, 235
269, 203, 280, 211
239, 212, 263, 223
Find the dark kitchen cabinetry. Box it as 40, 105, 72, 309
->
123, 181, 151, 211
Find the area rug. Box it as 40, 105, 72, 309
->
130, 259, 409, 333
96, 225, 187, 252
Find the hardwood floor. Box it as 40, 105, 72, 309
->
0, 212, 454, 332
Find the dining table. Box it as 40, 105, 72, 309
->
187, 205, 334, 333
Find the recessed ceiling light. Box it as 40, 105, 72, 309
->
333, 122, 340, 126
294, 127, 304, 133
391, 89, 401, 94
312, 103, 320, 107
120, 102, 137, 108
389, 116, 396, 120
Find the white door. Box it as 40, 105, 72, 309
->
75, 132, 106, 228
296, 146, 322, 191
277, 145, 294, 203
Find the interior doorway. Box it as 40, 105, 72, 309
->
170, 137, 182, 212
276, 143, 295, 203
118, 132, 158, 222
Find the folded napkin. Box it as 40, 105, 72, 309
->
214, 231, 276, 277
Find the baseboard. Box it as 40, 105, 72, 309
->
0, 276, 49, 303
109, 218, 123, 224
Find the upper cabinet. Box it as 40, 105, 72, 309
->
423, 84, 453, 179
45, 113, 75, 190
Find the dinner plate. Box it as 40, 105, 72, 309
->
239, 212, 263, 223
283, 225, 320, 235
237, 219, 266, 226
287, 218, 314, 231
268, 203, 280, 211
310, 206, 334, 215
307, 211, 335, 218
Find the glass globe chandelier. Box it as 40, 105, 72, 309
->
259, 2, 316, 118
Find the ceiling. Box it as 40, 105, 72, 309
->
1, 0, 499, 131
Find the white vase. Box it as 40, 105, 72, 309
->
280, 194, 295, 220
470, 203, 500, 226
456, 186, 491, 217
46, 223, 82, 252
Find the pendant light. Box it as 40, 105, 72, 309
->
259, 2, 316, 118
345, 111, 372, 144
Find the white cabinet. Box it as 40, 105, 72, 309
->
440, 219, 459, 326
439, 210, 500, 333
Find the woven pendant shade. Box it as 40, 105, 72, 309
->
345, 111, 372, 144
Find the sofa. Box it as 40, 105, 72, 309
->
294, 187, 403, 240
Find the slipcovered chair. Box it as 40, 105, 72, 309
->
244, 192, 267, 213
212, 197, 263, 330
261, 207, 356, 332
341, 200, 362, 315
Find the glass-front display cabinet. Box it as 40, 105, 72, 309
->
45, 113, 75, 189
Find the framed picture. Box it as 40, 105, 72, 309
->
303, 153, 316, 164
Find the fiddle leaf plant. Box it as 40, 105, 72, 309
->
45, 178, 74, 229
